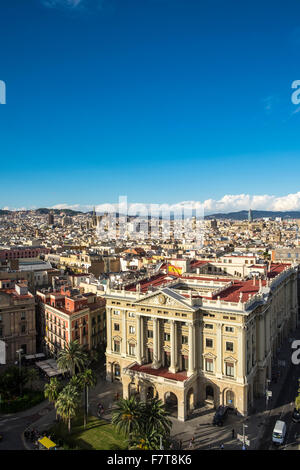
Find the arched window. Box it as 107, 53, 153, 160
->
226, 390, 235, 407
206, 385, 214, 400
114, 363, 120, 378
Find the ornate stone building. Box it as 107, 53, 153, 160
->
0, 280, 36, 363
104, 263, 298, 421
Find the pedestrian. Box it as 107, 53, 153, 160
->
220, 443, 224, 450
232, 429, 235, 439
189, 439, 193, 449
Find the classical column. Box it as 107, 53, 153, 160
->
187, 323, 195, 377
122, 311, 127, 356
152, 317, 161, 369
106, 308, 112, 354
258, 315, 265, 362
169, 320, 177, 373
140, 316, 145, 362
237, 325, 246, 382
216, 323, 222, 378
136, 314, 142, 364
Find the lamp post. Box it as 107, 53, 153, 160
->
242, 424, 248, 450
16, 348, 23, 396
266, 378, 271, 409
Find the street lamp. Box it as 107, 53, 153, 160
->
16, 348, 23, 396
266, 379, 271, 409
242, 424, 248, 449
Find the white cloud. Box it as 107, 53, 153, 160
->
6, 191, 300, 215
47, 191, 300, 215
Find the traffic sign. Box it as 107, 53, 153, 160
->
267, 391, 272, 397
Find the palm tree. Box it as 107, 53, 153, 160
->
78, 369, 97, 428
142, 397, 172, 437
69, 374, 83, 391
44, 377, 62, 420
129, 424, 161, 450
112, 396, 142, 437
57, 340, 88, 377
55, 384, 80, 433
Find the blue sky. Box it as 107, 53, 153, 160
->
1, 0, 300, 213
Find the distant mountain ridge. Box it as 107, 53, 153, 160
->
1, 208, 300, 220
204, 210, 300, 220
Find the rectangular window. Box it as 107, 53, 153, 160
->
225, 362, 234, 377
21, 324, 26, 333
226, 342, 234, 352
182, 335, 188, 344
205, 324, 213, 329
147, 330, 153, 338
129, 326, 135, 334
205, 358, 214, 372
128, 312, 135, 317
114, 323, 120, 331
164, 333, 171, 342
114, 310, 120, 315
114, 341, 120, 353
206, 338, 213, 348
225, 326, 234, 333
129, 344, 135, 356
21, 312, 26, 320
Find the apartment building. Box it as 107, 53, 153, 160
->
36, 285, 106, 358
104, 263, 298, 421
0, 280, 36, 363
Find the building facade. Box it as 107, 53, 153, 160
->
36, 285, 106, 358
0, 280, 36, 363
104, 263, 298, 421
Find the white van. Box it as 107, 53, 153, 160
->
272, 420, 286, 445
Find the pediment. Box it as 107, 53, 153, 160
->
203, 352, 217, 359
134, 287, 196, 312
224, 355, 237, 363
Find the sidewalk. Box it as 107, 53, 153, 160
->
21, 376, 123, 450
170, 326, 300, 450
241, 326, 300, 450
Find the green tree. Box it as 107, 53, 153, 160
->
44, 377, 62, 420
0, 366, 27, 399
78, 369, 97, 428
142, 397, 172, 437
26, 368, 39, 391
69, 374, 83, 391
55, 384, 80, 433
112, 396, 142, 437
129, 424, 161, 450
57, 340, 88, 377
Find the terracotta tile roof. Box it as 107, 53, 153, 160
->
129, 363, 188, 382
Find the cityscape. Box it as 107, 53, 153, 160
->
1, 0, 300, 463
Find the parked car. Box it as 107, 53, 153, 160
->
213, 406, 229, 426
292, 408, 300, 423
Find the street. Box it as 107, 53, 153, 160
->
258, 360, 300, 450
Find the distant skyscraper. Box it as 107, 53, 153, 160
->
248, 209, 253, 222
